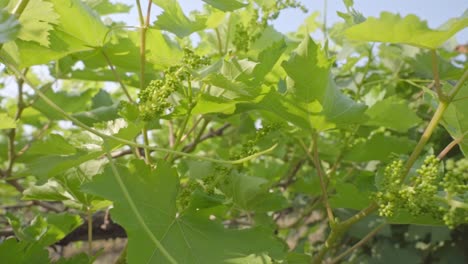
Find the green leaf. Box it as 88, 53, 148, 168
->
409, 52, 464, 80
343, 134, 416, 162
0, 113, 16, 129
202, 0, 247, 12
27, 134, 77, 156
1, 29, 92, 68
345, 12, 468, 49
281, 36, 367, 129
72, 103, 119, 126
17, 0, 59, 47
84, 0, 132, 15
91, 89, 113, 109
7, 213, 82, 246
23, 180, 70, 201
441, 82, 468, 156
365, 96, 422, 132
329, 182, 371, 210
33, 89, 93, 120
221, 172, 288, 212
387, 210, 444, 225
55, 253, 95, 264
21, 150, 102, 182
82, 160, 285, 263
0, 10, 20, 44
0, 238, 49, 264
249, 39, 287, 86
152, 0, 207, 38
48, 0, 108, 47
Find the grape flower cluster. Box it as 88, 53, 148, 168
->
375, 155, 467, 228
233, 0, 307, 52
231, 122, 283, 160
138, 48, 210, 121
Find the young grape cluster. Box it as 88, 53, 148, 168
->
233, 0, 307, 52
442, 158, 468, 227
375, 156, 468, 228
231, 122, 283, 160
138, 48, 210, 121
375, 159, 404, 217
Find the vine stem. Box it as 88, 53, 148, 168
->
311, 133, 335, 225
330, 223, 386, 264
437, 132, 466, 160
137, 0, 153, 164
101, 50, 134, 103
401, 69, 468, 180
87, 207, 93, 256
104, 148, 178, 264
167, 75, 195, 161
431, 50, 445, 100
313, 64, 468, 264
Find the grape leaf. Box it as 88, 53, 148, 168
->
48, 0, 108, 47
281, 36, 367, 130
21, 150, 102, 182
72, 103, 120, 126
17, 0, 59, 47
343, 134, 416, 162
441, 82, 468, 156
329, 182, 372, 210
0, 10, 20, 44
55, 253, 95, 264
27, 134, 77, 156
365, 96, 422, 132
33, 89, 93, 120
82, 160, 285, 263
0, 238, 49, 264
202, 0, 247, 12
0, 113, 16, 129
345, 11, 468, 49
6, 213, 82, 246
1, 29, 92, 69
221, 172, 288, 212
84, 0, 132, 15
23, 180, 70, 201
152, 0, 207, 38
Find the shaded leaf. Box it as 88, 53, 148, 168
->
27, 134, 77, 156
6, 213, 82, 246
281, 36, 367, 129
0, 10, 20, 44
441, 82, 468, 156
343, 134, 416, 162
82, 160, 285, 263
0, 238, 49, 264
329, 182, 371, 210
365, 96, 422, 132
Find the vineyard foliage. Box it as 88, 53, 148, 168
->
0, 0, 467, 263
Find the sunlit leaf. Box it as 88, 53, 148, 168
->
152, 0, 207, 38
345, 11, 468, 49
0, 113, 16, 129
202, 0, 247, 12
17, 0, 59, 47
